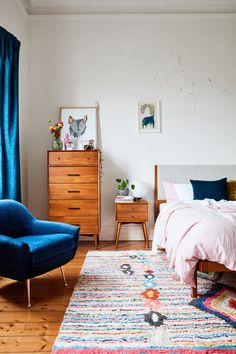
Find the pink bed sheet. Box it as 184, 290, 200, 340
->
152, 200, 236, 286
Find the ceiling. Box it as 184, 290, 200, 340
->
20, 0, 236, 15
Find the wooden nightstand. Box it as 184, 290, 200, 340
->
115, 200, 149, 248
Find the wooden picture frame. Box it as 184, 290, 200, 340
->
60, 106, 98, 150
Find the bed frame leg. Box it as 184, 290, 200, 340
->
191, 286, 197, 298
191, 269, 198, 298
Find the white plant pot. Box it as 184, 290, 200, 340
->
117, 188, 129, 196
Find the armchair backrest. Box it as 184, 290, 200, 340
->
0, 200, 35, 237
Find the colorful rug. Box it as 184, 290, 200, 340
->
52, 251, 236, 354
190, 283, 236, 329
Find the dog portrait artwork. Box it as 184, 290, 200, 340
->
60, 107, 97, 150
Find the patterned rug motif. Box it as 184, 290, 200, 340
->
52, 251, 236, 354
190, 283, 236, 328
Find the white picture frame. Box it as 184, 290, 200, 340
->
60, 106, 97, 150
138, 101, 161, 133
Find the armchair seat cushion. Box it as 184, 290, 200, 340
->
16, 233, 77, 264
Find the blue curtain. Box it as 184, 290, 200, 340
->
0, 26, 21, 201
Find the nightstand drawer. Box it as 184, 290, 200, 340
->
49, 183, 98, 200
49, 200, 98, 217
116, 203, 147, 214
49, 166, 98, 183
48, 151, 98, 166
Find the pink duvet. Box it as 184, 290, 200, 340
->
152, 200, 236, 286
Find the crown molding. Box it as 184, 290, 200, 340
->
20, 0, 236, 16
16, 0, 29, 18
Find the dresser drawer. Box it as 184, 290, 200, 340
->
48, 151, 98, 166
49, 183, 98, 200
49, 200, 98, 217
49, 166, 98, 183
49, 216, 99, 234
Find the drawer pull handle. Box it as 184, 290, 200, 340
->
57, 157, 61, 160
68, 207, 81, 210
67, 190, 80, 193
67, 173, 80, 176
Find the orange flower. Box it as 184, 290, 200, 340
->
142, 289, 160, 300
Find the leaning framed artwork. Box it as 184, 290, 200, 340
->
60, 107, 97, 150
138, 101, 161, 133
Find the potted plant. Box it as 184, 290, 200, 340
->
116, 179, 130, 196
116, 178, 129, 196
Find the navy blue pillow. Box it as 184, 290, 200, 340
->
190, 178, 228, 201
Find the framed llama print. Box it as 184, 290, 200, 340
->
60, 107, 97, 150
138, 101, 161, 133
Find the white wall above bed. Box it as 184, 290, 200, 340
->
27, 13, 236, 239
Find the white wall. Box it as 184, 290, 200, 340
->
28, 14, 236, 239
0, 0, 29, 203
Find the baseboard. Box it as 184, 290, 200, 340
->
80, 224, 154, 241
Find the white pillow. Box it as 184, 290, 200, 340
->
173, 183, 193, 201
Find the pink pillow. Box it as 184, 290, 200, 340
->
162, 181, 179, 201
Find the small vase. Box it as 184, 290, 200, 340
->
52, 137, 63, 150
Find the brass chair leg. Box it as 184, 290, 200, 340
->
60, 266, 68, 287
27, 279, 31, 308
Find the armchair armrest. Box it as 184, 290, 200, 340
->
31, 220, 80, 237
0, 235, 31, 281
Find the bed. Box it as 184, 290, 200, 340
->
152, 165, 236, 297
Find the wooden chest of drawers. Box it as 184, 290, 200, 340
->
48, 150, 101, 247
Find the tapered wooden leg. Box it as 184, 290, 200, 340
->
142, 222, 149, 248
94, 234, 99, 250
115, 222, 121, 248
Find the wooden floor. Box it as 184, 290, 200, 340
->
0, 241, 150, 353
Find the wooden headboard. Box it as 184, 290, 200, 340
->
154, 164, 236, 220
154, 165, 166, 220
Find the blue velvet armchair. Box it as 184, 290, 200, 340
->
0, 200, 79, 307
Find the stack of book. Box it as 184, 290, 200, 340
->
115, 195, 134, 203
